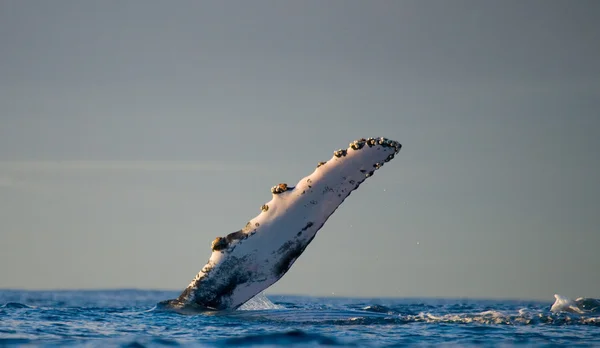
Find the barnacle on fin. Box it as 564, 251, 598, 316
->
367, 137, 399, 151
317, 161, 327, 168
271, 183, 289, 194
349, 139, 366, 150
261, 204, 269, 212
334, 149, 347, 158
211, 237, 228, 251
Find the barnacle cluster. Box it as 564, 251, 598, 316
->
338, 137, 400, 158
333, 149, 347, 158
362, 137, 401, 154
211, 237, 228, 251
356, 137, 401, 177
377, 137, 402, 153
271, 183, 289, 194
349, 138, 366, 150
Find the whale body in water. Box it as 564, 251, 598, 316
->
160, 137, 402, 311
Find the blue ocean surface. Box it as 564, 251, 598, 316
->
1, 290, 598, 347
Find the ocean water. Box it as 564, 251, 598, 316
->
1, 290, 598, 347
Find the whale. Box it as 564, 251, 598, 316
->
159, 137, 402, 311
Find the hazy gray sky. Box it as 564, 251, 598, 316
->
1, 0, 599, 300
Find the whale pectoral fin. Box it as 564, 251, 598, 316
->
175, 137, 402, 310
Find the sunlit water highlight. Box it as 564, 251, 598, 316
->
1, 290, 598, 346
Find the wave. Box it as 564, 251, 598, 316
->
215, 294, 600, 326
151, 293, 600, 327
1, 302, 33, 309
402, 310, 600, 326
7, 292, 600, 328
551, 294, 600, 314
219, 308, 600, 326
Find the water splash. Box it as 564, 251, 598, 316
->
238, 292, 282, 310
551, 294, 600, 314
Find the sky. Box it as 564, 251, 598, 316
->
1, 0, 599, 301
